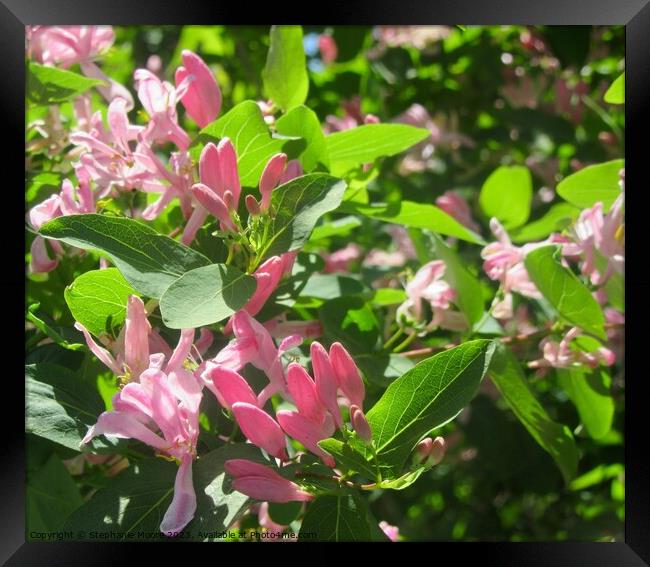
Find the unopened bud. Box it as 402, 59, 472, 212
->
425, 436, 446, 467
413, 437, 433, 465
349, 404, 372, 444
223, 190, 234, 211
245, 194, 261, 216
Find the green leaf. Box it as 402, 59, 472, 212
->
159, 264, 256, 329
64, 444, 266, 541
267, 502, 302, 526
26, 363, 108, 452
524, 245, 606, 339
26, 303, 84, 351
366, 340, 495, 473
488, 344, 579, 484
326, 124, 430, 172
262, 25, 309, 111
258, 174, 347, 261
197, 101, 286, 187
275, 105, 329, 171
372, 288, 408, 306
425, 231, 485, 326
604, 72, 624, 104
27, 62, 103, 106
479, 165, 533, 229
309, 215, 362, 241
299, 493, 372, 541
300, 274, 364, 300
27, 454, 84, 534
320, 296, 379, 354
64, 268, 138, 338
556, 159, 624, 212
355, 353, 415, 388
26, 171, 63, 203
375, 467, 427, 490
510, 203, 580, 243
341, 200, 485, 245
317, 438, 377, 479
39, 214, 210, 299
569, 463, 623, 491
557, 367, 614, 440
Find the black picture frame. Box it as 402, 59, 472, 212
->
8, 1, 649, 563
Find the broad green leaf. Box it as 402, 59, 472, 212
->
556, 159, 624, 212
326, 124, 429, 172
524, 245, 606, 339
317, 438, 377, 479
64, 444, 265, 541
510, 203, 580, 243
341, 201, 485, 245
27, 62, 103, 106
39, 214, 210, 299
557, 367, 614, 440
258, 174, 347, 261
366, 340, 495, 473
488, 344, 579, 484
275, 105, 328, 170
569, 463, 623, 491
372, 288, 408, 306
298, 493, 372, 541
309, 215, 362, 241
604, 72, 624, 104
262, 25, 309, 111
426, 231, 485, 326
479, 165, 533, 229
159, 264, 256, 329
267, 502, 302, 526
64, 268, 138, 338
320, 296, 380, 354
198, 101, 286, 187
26, 363, 109, 452
26, 171, 62, 203
299, 274, 364, 301
27, 454, 84, 534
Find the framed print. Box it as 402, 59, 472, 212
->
5, 0, 649, 563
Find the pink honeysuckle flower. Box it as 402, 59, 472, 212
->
528, 326, 616, 371
323, 243, 363, 274
311, 342, 344, 430
27, 26, 134, 109
379, 521, 400, 542
82, 364, 202, 535
263, 315, 323, 341
276, 410, 336, 467
563, 194, 624, 285
202, 365, 259, 410
435, 191, 480, 233
135, 143, 194, 221
481, 218, 558, 318
349, 405, 372, 444
134, 69, 190, 150
286, 363, 326, 423
224, 459, 314, 503
329, 342, 365, 408
397, 260, 468, 332
211, 311, 302, 405
245, 256, 285, 317
231, 402, 289, 461
259, 153, 288, 212
174, 50, 222, 128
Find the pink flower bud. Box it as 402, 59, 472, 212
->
245, 194, 261, 216
243, 256, 285, 317
204, 365, 258, 410
123, 296, 151, 380
231, 402, 288, 461
349, 405, 372, 444
175, 49, 222, 128
286, 363, 326, 423
425, 436, 446, 467
191, 183, 236, 231
276, 410, 336, 467
413, 437, 433, 465
330, 342, 365, 407
310, 342, 343, 429
224, 459, 313, 503
259, 153, 287, 212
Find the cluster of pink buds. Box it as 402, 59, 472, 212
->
397, 260, 468, 332
528, 326, 616, 372
413, 436, 446, 467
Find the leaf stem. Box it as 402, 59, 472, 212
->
393, 332, 417, 353
383, 327, 405, 351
